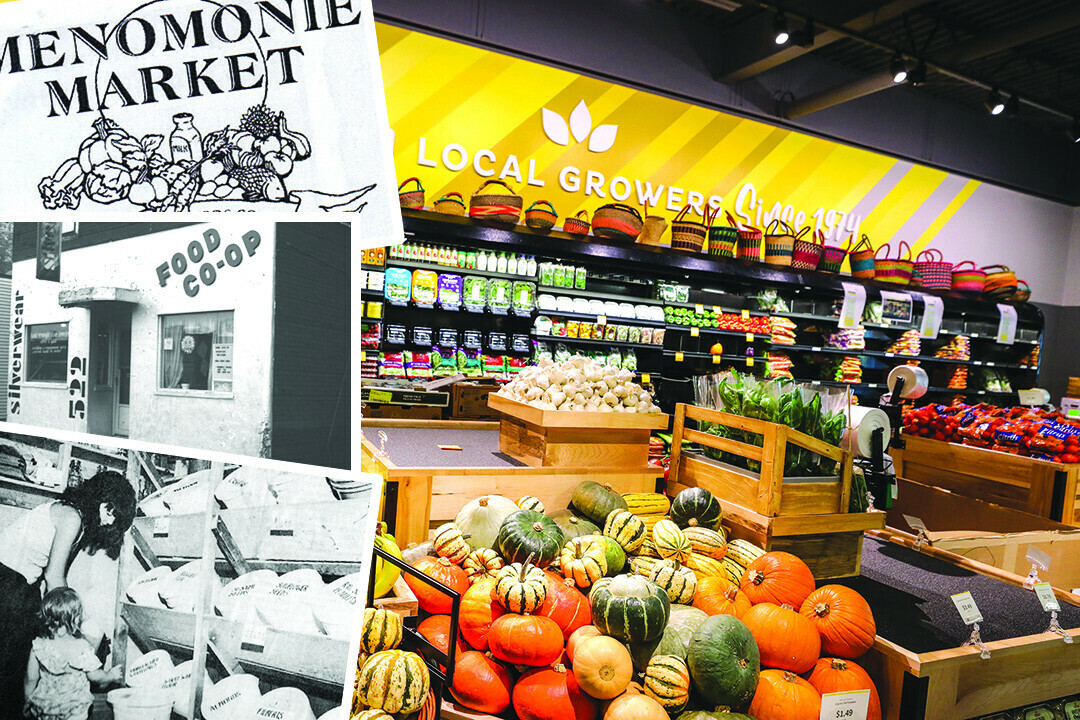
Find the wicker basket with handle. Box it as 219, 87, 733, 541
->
819, 233, 847, 273
731, 211, 762, 262
563, 210, 590, 236
593, 203, 643, 242
525, 200, 558, 230
708, 223, 739, 259
468, 179, 523, 224
433, 191, 465, 216
1011, 279, 1031, 303
636, 201, 668, 247
670, 204, 713, 253
874, 241, 914, 285
790, 227, 822, 270
762, 219, 795, 267
982, 264, 1018, 300
911, 249, 953, 290
848, 234, 876, 279
398, 177, 425, 209
951, 261, 986, 293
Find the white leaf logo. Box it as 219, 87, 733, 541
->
588, 124, 618, 153
542, 108, 569, 146
570, 100, 592, 143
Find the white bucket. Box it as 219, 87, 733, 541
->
216, 569, 279, 621
125, 649, 174, 689
313, 573, 366, 639
253, 568, 324, 635
107, 688, 174, 720
252, 687, 316, 720
201, 674, 262, 720
160, 659, 213, 718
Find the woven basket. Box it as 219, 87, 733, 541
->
1011, 279, 1031, 303
951, 261, 986, 293
737, 227, 762, 262
820, 244, 847, 274
593, 203, 643, 242
637, 215, 668, 246
874, 241, 914, 285
982, 264, 1018, 300
398, 177, 425, 209
468, 179, 523, 224
848, 234, 876, 279
911, 249, 952, 290
763, 220, 795, 267
563, 210, 590, 236
790, 229, 822, 270
670, 205, 709, 252
708, 225, 739, 258
525, 200, 558, 230
433, 192, 465, 216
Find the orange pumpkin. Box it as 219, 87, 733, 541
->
417, 614, 468, 668
693, 577, 752, 618
406, 556, 470, 614
603, 692, 668, 719
450, 650, 514, 714
538, 571, 592, 642
800, 585, 876, 659
489, 613, 565, 667
567, 625, 603, 664
740, 551, 816, 608
742, 602, 821, 673
514, 664, 599, 720
572, 636, 634, 699
807, 658, 881, 720
749, 669, 822, 720
458, 577, 504, 651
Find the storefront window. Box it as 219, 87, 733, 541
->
26, 322, 69, 383
159, 311, 235, 393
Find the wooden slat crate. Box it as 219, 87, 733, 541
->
372, 576, 418, 617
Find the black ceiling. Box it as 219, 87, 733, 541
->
663, 0, 1080, 136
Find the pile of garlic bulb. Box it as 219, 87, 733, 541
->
497, 356, 662, 413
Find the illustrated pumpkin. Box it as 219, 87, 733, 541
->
489, 613, 565, 667
562, 537, 610, 589
648, 559, 698, 604
496, 510, 565, 567
604, 693, 668, 720
406, 556, 469, 614
693, 577, 751, 619
416, 614, 467, 665
458, 577, 504, 651
355, 650, 431, 714
589, 574, 671, 644
572, 481, 629, 526
603, 509, 647, 553
455, 495, 520, 550
550, 510, 602, 541
567, 625, 603, 664
572, 636, 634, 699
686, 614, 760, 708
539, 570, 592, 641
643, 654, 690, 711
668, 487, 722, 529
741, 602, 821, 674
748, 669, 822, 720
652, 519, 692, 564
800, 585, 877, 659
462, 547, 504, 583
807, 658, 881, 720
514, 664, 598, 720
740, 551, 816, 608
450, 650, 514, 714
360, 607, 402, 654
432, 522, 471, 564
495, 561, 549, 614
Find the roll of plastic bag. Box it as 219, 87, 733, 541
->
842, 406, 892, 459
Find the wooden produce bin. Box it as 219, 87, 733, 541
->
372, 576, 418, 617
854, 529, 1080, 720
452, 380, 501, 420
361, 422, 663, 548
488, 394, 669, 468
892, 434, 1080, 526
667, 403, 882, 578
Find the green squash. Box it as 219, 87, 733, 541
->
571, 481, 628, 526
676, 712, 758, 720
669, 488, 723, 530
589, 574, 670, 644
582, 534, 626, 575
627, 635, 662, 672
495, 510, 564, 567
686, 615, 759, 709
656, 605, 708, 660
549, 509, 601, 541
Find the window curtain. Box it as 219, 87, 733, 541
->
160, 311, 235, 389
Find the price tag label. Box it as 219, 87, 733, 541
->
597, 315, 607, 326
819, 690, 870, 720
1034, 582, 1060, 612
986, 361, 995, 367
741, 309, 750, 320
641, 373, 651, 384
240, 622, 268, 653
1026, 546, 1052, 571
369, 389, 393, 404
360, 350, 366, 362
903, 514, 928, 533
812, 346, 822, 352
811, 380, 821, 386
745, 357, 754, 367
951, 591, 984, 625
921, 296, 944, 339
746, 332, 754, 342
997, 304, 1018, 345
270, 512, 295, 537
712, 354, 723, 364
713, 306, 722, 315
691, 327, 700, 338
839, 283, 867, 330
695, 304, 705, 314
152, 517, 170, 538
675, 352, 684, 363
885, 352, 895, 357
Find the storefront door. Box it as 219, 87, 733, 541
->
88, 304, 132, 438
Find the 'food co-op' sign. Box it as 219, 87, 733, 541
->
379, 24, 982, 251
156, 227, 260, 297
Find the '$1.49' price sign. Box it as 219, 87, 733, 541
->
155, 228, 262, 297
820, 690, 870, 720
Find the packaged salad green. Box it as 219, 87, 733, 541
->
512, 281, 536, 313
383, 268, 412, 304
623, 349, 637, 371
488, 278, 512, 312
412, 269, 439, 305
464, 276, 487, 307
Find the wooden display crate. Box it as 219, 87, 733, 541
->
488, 393, 669, 468
668, 403, 854, 517
452, 380, 502, 420
892, 434, 1080, 526
373, 575, 418, 617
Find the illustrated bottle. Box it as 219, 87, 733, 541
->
169, 113, 203, 163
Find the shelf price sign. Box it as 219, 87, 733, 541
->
819, 690, 870, 720
996, 304, 1018, 345
951, 591, 984, 625
839, 283, 867, 329
921, 296, 944, 339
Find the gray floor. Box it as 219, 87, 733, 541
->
362, 427, 525, 468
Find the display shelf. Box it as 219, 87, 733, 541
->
663, 350, 761, 364
665, 299, 769, 316
387, 257, 537, 283
536, 286, 665, 306
665, 325, 767, 340
538, 334, 661, 350
361, 288, 385, 301
541, 309, 667, 327
768, 343, 867, 356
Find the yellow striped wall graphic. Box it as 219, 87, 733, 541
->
378, 23, 979, 253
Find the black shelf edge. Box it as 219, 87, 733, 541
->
666, 325, 767, 340
386, 257, 538, 283
537, 286, 666, 306
666, 300, 770, 316
539, 310, 667, 327
537, 335, 662, 350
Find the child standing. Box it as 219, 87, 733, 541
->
23, 588, 122, 720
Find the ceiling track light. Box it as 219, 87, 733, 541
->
773, 11, 790, 45
792, 18, 815, 47
890, 54, 909, 84
985, 88, 1005, 116
1068, 118, 1080, 143
907, 60, 926, 86
1004, 94, 1020, 118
